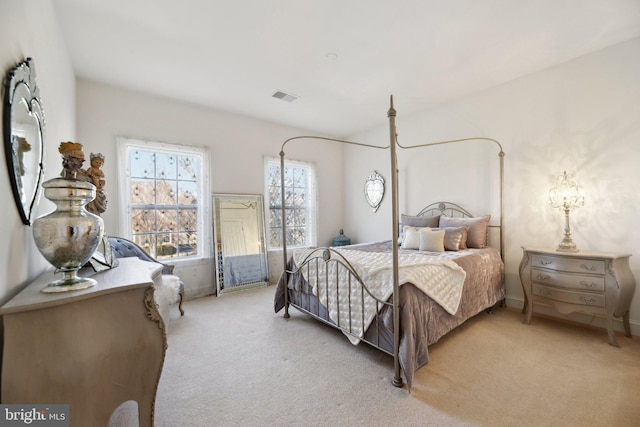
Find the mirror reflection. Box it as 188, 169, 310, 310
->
3, 58, 45, 225
213, 193, 268, 294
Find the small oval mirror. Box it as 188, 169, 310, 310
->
364, 171, 384, 212
3, 58, 45, 225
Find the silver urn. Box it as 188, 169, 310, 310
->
32, 178, 104, 293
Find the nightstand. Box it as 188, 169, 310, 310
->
519, 247, 636, 347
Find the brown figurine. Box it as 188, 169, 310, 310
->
86, 152, 106, 190
59, 141, 89, 181
85, 152, 108, 215
58, 142, 108, 216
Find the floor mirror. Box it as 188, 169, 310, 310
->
213, 193, 269, 295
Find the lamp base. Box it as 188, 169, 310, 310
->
557, 241, 579, 253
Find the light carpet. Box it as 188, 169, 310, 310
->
110, 285, 640, 427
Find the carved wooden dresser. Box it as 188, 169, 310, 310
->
519, 246, 636, 347
0, 258, 166, 427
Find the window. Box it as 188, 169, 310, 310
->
118, 138, 210, 261
264, 157, 317, 249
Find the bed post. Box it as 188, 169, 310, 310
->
499, 150, 505, 261
280, 150, 290, 318
388, 96, 403, 388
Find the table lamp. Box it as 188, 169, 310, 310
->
549, 171, 584, 252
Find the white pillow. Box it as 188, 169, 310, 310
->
401, 226, 427, 250
398, 214, 440, 244
419, 228, 445, 252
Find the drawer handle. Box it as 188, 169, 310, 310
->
580, 264, 597, 272
539, 259, 552, 265
579, 296, 597, 305
536, 274, 551, 281
538, 288, 551, 296
580, 281, 597, 289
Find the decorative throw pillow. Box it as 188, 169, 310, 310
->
401, 226, 424, 250
399, 214, 439, 244
419, 228, 445, 252
430, 226, 469, 251
401, 214, 440, 228
439, 215, 491, 248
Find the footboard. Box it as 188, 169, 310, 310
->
283, 247, 396, 356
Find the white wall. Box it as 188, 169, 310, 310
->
76, 80, 345, 297
0, 0, 76, 305
344, 37, 640, 336
3, 0, 636, 338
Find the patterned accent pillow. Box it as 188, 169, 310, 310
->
439, 215, 491, 248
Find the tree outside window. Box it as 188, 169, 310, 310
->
265, 157, 316, 249
119, 139, 209, 260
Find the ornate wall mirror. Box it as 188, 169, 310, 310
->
3, 58, 45, 225
213, 193, 269, 295
364, 170, 385, 212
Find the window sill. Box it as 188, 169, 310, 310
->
268, 245, 317, 253
159, 256, 211, 268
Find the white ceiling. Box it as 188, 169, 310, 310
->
52, 0, 640, 137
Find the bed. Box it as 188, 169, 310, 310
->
273, 98, 505, 389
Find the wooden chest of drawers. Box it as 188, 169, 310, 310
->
519, 247, 636, 347
0, 258, 166, 426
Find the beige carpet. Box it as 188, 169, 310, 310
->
111, 285, 640, 427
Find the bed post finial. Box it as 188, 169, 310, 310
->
388, 95, 396, 117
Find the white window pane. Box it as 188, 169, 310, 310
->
178, 181, 198, 205
178, 155, 199, 181
130, 151, 155, 179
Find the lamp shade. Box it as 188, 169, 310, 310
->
549, 171, 584, 209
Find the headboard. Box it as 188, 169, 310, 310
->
415, 201, 472, 218
414, 201, 503, 257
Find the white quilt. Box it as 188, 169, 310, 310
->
293, 248, 466, 344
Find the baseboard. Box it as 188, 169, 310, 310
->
504, 295, 639, 338
186, 285, 216, 300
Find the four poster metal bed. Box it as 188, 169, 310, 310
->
274, 97, 505, 389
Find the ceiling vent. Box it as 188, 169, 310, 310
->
272, 90, 299, 103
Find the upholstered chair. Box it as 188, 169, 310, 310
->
108, 236, 185, 316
